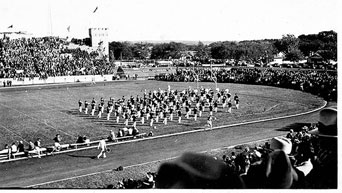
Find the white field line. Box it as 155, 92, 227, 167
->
26, 137, 275, 188
264, 104, 280, 112
0, 103, 75, 138
0, 125, 29, 144
25, 101, 327, 188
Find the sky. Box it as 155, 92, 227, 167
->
0, 0, 339, 42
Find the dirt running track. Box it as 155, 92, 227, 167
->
0, 109, 322, 188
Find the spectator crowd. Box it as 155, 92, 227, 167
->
155, 67, 337, 101
0, 37, 113, 80
107, 106, 337, 189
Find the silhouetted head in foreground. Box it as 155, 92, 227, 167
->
156, 152, 245, 189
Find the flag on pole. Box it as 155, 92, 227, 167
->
93, 6, 98, 13
8, 25, 13, 28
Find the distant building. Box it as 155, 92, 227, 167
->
307, 53, 324, 65
273, 52, 285, 64
156, 61, 173, 67
268, 52, 285, 66
89, 27, 109, 59
180, 51, 197, 60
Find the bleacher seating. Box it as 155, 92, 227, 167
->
0, 133, 148, 163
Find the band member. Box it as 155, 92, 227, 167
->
91, 101, 96, 116
163, 110, 168, 125
84, 101, 89, 114
234, 93, 239, 109
227, 101, 232, 113
78, 100, 83, 112
149, 111, 154, 127
100, 98, 105, 113
132, 114, 137, 128
185, 106, 190, 119
199, 104, 203, 117
97, 104, 102, 118
193, 107, 198, 121
155, 108, 160, 123
222, 96, 227, 109
177, 109, 182, 123
209, 104, 213, 116
124, 113, 129, 126
115, 110, 120, 123
141, 110, 145, 124
214, 100, 218, 113
106, 106, 111, 120
169, 107, 174, 121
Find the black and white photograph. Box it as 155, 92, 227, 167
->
0, 0, 339, 190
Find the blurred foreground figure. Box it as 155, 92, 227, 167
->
305, 106, 337, 188
156, 152, 245, 189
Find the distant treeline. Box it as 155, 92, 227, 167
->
71, 30, 337, 63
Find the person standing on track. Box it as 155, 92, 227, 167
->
206, 115, 216, 130
97, 138, 107, 159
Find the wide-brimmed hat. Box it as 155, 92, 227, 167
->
310, 106, 337, 138
243, 150, 299, 189
265, 150, 299, 188
155, 152, 245, 189
270, 136, 292, 154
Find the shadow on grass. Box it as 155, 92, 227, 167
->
61, 109, 80, 115
275, 122, 312, 132
68, 154, 97, 159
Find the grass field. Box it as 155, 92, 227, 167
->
0, 80, 325, 148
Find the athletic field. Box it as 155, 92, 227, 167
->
0, 80, 327, 188
0, 80, 324, 148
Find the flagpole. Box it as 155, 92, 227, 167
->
48, 0, 53, 36
210, 61, 218, 90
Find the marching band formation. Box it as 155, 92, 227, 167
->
78, 85, 240, 134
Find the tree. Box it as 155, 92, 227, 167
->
285, 49, 303, 62
274, 34, 300, 54
150, 42, 187, 59
194, 41, 211, 61
298, 30, 337, 61
109, 41, 133, 60
274, 34, 304, 62
131, 43, 150, 59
